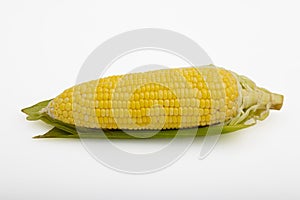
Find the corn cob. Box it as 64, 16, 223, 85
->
35, 65, 283, 131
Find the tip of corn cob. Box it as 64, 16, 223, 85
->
270, 93, 284, 110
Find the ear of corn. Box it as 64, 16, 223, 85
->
22, 65, 283, 138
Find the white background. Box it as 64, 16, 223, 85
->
1, 0, 299, 199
